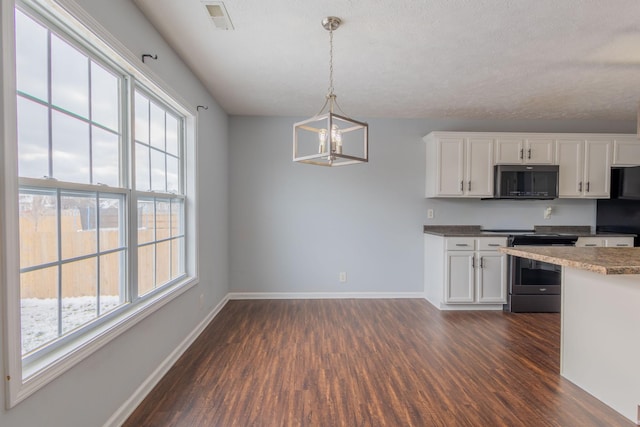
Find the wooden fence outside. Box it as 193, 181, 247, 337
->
19, 210, 178, 299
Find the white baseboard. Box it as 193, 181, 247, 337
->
228, 291, 426, 300
103, 295, 230, 427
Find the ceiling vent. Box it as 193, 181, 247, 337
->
202, 1, 234, 30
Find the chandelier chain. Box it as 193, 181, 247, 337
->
328, 27, 334, 97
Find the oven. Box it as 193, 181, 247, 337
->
504, 234, 578, 313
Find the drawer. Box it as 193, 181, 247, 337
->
604, 237, 634, 247
445, 238, 475, 251
575, 237, 603, 247
477, 237, 508, 251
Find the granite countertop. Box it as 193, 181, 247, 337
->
423, 225, 635, 238
499, 246, 640, 275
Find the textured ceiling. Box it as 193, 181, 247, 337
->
133, 0, 640, 120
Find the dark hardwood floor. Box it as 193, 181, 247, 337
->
124, 299, 635, 426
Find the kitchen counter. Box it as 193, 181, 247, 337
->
499, 246, 640, 275
423, 225, 634, 238
502, 245, 640, 423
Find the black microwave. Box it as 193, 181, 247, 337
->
494, 165, 559, 199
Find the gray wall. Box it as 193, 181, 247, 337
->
0, 0, 228, 426
229, 116, 634, 294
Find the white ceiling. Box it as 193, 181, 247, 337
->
133, 0, 640, 121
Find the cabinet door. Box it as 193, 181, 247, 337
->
476, 252, 507, 303
583, 140, 612, 198
495, 138, 524, 164
445, 251, 474, 303
437, 138, 465, 196
525, 138, 554, 164
604, 237, 634, 247
466, 138, 494, 197
612, 137, 640, 166
556, 139, 584, 197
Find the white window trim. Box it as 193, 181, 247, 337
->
1, 0, 200, 408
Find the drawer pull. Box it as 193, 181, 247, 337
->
585, 244, 597, 247
455, 244, 469, 247
488, 243, 500, 247
616, 244, 629, 247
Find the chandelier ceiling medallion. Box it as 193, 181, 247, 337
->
293, 16, 369, 167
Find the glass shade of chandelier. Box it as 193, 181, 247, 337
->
293, 16, 369, 167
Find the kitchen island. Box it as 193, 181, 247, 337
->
499, 246, 640, 424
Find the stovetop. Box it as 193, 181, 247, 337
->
481, 229, 579, 245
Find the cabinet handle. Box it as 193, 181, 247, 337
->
519, 148, 524, 159
539, 288, 547, 292
586, 182, 590, 192
585, 244, 597, 247
468, 181, 471, 191
488, 243, 500, 247
479, 257, 484, 269
578, 182, 583, 192
616, 244, 629, 247
460, 180, 464, 191
527, 148, 532, 159
471, 257, 475, 269
455, 244, 469, 247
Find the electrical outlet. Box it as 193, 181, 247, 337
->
544, 207, 552, 219
427, 209, 434, 219
339, 272, 347, 283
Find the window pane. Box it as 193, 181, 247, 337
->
149, 102, 165, 150
99, 251, 125, 315
90, 61, 119, 131
61, 192, 97, 260
155, 241, 170, 286
138, 245, 154, 296
137, 199, 155, 244
170, 199, 183, 237
15, 10, 48, 102
92, 126, 120, 186
52, 111, 90, 183
135, 142, 150, 191
21, 266, 59, 355
166, 155, 179, 193
51, 34, 89, 118
17, 97, 49, 179
19, 189, 58, 269
166, 114, 179, 156
61, 257, 97, 334
171, 237, 184, 279
156, 200, 170, 240
134, 92, 149, 144
150, 149, 165, 192
99, 195, 124, 252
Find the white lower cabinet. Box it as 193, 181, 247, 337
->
425, 235, 507, 309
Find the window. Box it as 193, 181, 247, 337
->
3, 0, 197, 406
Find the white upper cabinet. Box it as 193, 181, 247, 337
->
425, 132, 635, 200
425, 133, 494, 198
495, 137, 554, 164
612, 136, 640, 166
556, 138, 611, 198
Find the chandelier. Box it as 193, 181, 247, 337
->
293, 17, 369, 166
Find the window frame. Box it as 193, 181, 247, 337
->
1, 0, 199, 408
